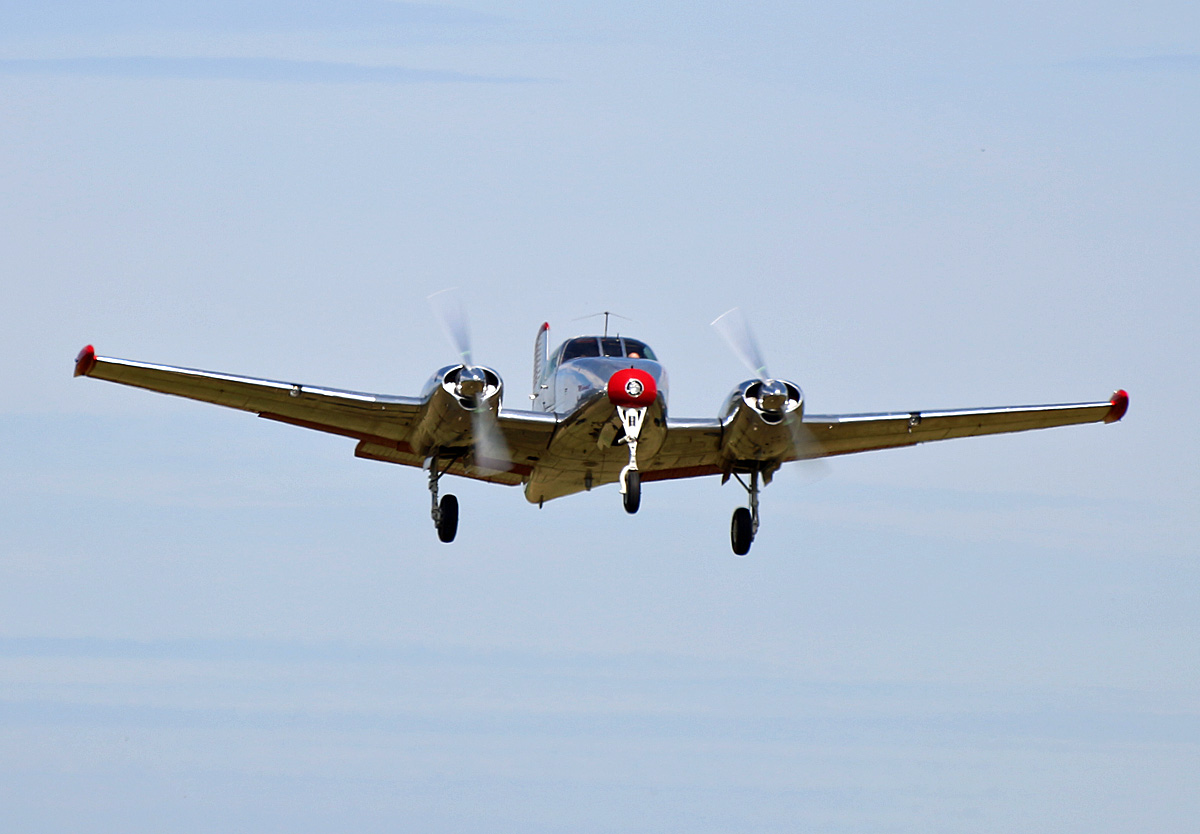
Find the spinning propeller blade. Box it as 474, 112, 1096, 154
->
711, 307, 769, 380
711, 307, 828, 477
427, 289, 511, 472
470, 404, 511, 474
428, 288, 473, 366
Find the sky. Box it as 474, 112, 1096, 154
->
2, 1, 1198, 831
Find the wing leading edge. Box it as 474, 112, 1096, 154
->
75, 344, 425, 440
645, 391, 1128, 483
795, 391, 1128, 460
73, 345, 557, 486
75, 345, 1127, 491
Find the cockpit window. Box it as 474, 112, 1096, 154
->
560, 336, 657, 362
561, 337, 601, 361
600, 337, 624, 357
622, 338, 656, 360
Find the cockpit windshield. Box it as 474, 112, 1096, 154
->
561, 337, 602, 362
560, 336, 657, 362
621, 338, 656, 360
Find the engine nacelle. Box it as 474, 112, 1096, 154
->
410, 364, 504, 456
718, 377, 804, 466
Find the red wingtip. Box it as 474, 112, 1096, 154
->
74, 345, 97, 377
1105, 389, 1129, 423
540, 322, 550, 332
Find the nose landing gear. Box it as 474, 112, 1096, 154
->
729, 470, 761, 556
617, 405, 647, 514
622, 470, 641, 514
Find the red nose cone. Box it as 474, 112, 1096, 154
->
608, 368, 657, 407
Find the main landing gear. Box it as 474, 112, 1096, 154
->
729, 470, 761, 556
617, 405, 647, 514
427, 457, 458, 543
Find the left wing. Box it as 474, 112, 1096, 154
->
645, 391, 1129, 482
643, 418, 725, 482
795, 392, 1128, 460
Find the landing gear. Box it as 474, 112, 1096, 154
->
729, 470, 761, 556
622, 470, 641, 514
427, 457, 459, 543
731, 507, 753, 556
436, 494, 458, 542
617, 405, 647, 514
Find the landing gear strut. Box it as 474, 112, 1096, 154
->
617, 405, 647, 515
427, 457, 459, 543
730, 470, 761, 556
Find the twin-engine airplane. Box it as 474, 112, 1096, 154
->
74, 297, 1128, 555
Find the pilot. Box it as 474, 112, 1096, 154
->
628, 351, 641, 359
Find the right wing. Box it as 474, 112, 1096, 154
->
75, 344, 425, 443
74, 346, 558, 485
354, 409, 558, 486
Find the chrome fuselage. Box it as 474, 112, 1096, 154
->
409, 333, 804, 503
523, 341, 670, 504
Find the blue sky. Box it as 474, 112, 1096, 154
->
2, 2, 1198, 831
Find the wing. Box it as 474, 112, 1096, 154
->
642, 418, 725, 483
796, 391, 1129, 460
644, 391, 1129, 483
353, 409, 557, 486
73, 345, 557, 485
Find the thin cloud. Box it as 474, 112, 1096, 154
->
0, 0, 499, 36
1063, 53, 1200, 73
0, 56, 537, 84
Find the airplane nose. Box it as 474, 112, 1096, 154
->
607, 368, 657, 407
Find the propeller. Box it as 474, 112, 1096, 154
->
428, 288, 474, 366
427, 289, 511, 473
711, 307, 770, 381
711, 307, 828, 474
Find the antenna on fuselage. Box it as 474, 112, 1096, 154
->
572, 311, 632, 338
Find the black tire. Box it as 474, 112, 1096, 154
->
731, 506, 753, 555
437, 494, 459, 543
622, 470, 641, 514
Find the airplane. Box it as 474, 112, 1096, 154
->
73, 298, 1129, 555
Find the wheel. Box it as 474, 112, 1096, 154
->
731, 506, 753, 555
437, 494, 459, 543
622, 470, 641, 514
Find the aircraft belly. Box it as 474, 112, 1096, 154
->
524, 396, 666, 504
